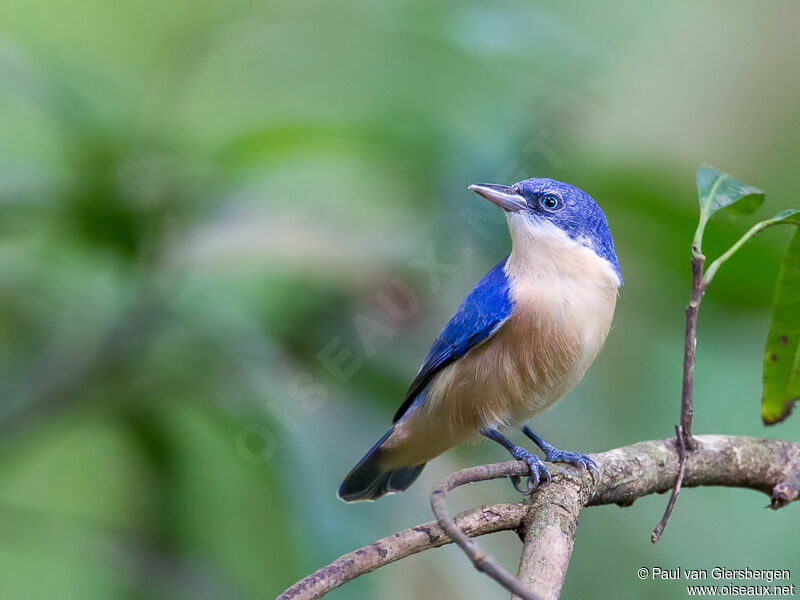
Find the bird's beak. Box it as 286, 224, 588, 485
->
468, 183, 526, 212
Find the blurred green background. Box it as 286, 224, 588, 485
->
1, 1, 798, 598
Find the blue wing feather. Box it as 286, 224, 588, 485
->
393, 256, 514, 422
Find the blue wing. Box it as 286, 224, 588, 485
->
393, 256, 514, 422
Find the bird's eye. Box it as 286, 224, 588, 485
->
541, 194, 562, 211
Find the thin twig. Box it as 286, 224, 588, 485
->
680, 250, 706, 449
430, 462, 543, 600
651, 424, 687, 542
653, 250, 706, 541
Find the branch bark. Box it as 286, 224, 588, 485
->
277, 503, 528, 600
679, 250, 707, 449
513, 470, 585, 600
278, 435, 800, 600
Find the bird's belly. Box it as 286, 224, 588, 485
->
427, 282, 616, 433
383, 273, 617, 469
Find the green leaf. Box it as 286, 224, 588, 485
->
697, 164, 765, 217
762, 227, 800, 424
769, 208, 800, 225
694, 165, 765, 251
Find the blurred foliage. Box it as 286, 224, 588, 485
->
0, 1, 799, 599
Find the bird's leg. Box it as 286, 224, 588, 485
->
521, 425, 599, 479
481, 428, 551, 494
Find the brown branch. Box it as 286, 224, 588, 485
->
653, 250, 707, 541
588, 435, 800, 506
278, 435, 800, 600
771, 467, 800, 508
276, 503, 528, 600
680, 250, 707, 449
513, 469, 586, 600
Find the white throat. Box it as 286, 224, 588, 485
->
504, 215, 621, 290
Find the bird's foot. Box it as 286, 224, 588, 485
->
509, 445, 551, 494
542, 447, 599, 480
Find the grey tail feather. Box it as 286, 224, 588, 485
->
338, 426, 426, 502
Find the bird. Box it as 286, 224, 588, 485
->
338, 177, 622, 502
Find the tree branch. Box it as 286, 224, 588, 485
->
277, 503, 528, 600
278, 435, 800, 600
513, 469, 585, 600
590, 435, 800, 506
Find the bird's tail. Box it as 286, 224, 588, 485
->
338, 426, 426, 502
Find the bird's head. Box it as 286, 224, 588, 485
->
469, 178, 622, 284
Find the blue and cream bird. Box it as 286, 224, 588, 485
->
338, 177, 622, 501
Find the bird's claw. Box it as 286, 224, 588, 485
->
544, 448, 599, 480
509, 446, 551, 495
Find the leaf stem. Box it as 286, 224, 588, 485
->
692, 221, 707, 256
704, 221, 768, 284
704, 212, 800, 285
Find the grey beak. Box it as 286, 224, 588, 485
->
468, 183, 526, 212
